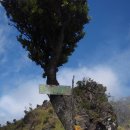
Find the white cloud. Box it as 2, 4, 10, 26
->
0, 78, 49, 125
106, 47, 130, 98
58, 66, 122, 96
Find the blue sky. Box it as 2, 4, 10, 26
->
0, 0, 130, 125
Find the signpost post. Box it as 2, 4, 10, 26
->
72, 76, 75, 129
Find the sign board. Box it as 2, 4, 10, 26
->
39, 85, 72, 95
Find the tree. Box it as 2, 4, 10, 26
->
0, 0, 89, 129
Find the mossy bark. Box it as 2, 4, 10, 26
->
50, 95, 73, 130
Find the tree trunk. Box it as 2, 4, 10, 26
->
46, 67, 59, 85
46, 67, 73, 130
46, 24, 74, 130
50, 95, 73, 130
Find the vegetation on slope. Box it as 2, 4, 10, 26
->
0, 101, 64, 130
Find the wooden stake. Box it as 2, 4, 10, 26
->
72, 75, 75, 129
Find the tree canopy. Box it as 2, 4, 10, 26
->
1, 0, 89, 82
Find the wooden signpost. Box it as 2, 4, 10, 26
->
39, 84, 72, 95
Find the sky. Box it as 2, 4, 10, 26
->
0, 0, 130, 125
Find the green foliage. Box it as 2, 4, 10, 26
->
73, 78, 117, 127
1, 0, 90, 76
48, 108, 54, 114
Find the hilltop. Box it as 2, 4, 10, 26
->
0, 79, 118, 130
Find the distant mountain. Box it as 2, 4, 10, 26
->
111, 97, 130, 130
